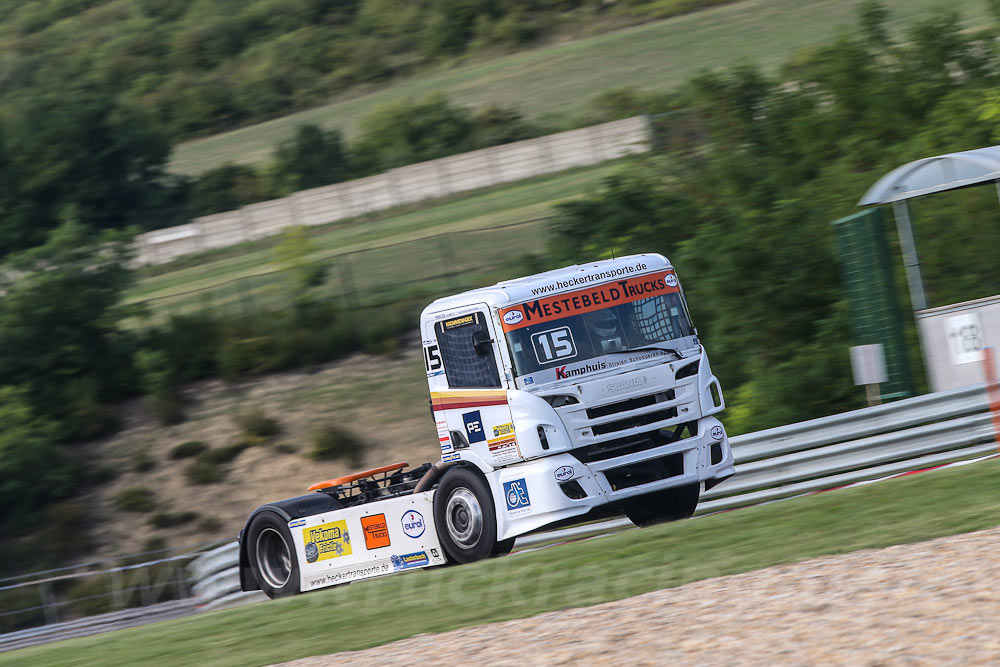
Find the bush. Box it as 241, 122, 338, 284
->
114, 487, 156, 513
169, 441, 207, 460
87, 465, 119, 485
197, 442, 251, 465
234, 411, 282, 440
184, 460, 225, 485
309, 424, 365, 466
148, 511, 200, 529
132, 451, 156, 473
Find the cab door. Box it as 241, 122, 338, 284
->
425, 308, 520, 469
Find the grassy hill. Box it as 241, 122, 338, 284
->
169, 0, 990, 175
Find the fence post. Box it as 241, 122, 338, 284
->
40, 581, 59, 625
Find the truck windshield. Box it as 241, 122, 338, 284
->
505, 292, 694, 378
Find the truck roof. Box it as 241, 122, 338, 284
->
422, 253, 672, 316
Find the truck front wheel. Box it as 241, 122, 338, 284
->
434, 467, 502, 564
623, 483, 700, 527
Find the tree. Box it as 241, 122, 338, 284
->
0, 220, 136, 439
274, 124, 351, 192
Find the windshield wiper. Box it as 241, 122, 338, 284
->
605, 342, 685, 361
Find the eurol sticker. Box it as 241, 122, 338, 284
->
503, 310, 524, 325
665, 273, 678, 287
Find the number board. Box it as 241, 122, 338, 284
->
531, 326, 577, 364
944, 313, 985, 365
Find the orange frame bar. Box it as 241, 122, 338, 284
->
984, 347, 1000, 452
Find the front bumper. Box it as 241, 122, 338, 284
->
489, 415, 735, 541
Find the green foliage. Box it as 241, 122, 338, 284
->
188, 164, 275, 216
135, 349, 184, 425
132, 450, 157, 473
197, 516, 223, 533
169, 441, 208, 460
274, 226, 327, 292
273, 124, 350, 192
197, 442, 252, 465
0, 387, 70, 523
309, 423, 365, 465
0, 220, 136, 440
114, 486, 157, 513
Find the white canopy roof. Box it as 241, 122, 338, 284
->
858, 145, 1000, 205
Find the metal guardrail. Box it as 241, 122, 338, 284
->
185, 383, 995, 609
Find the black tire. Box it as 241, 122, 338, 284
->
622, 483, 700, 527
493, 537, 516, 556
433, 467, 502, 564
246, 511, 300, 599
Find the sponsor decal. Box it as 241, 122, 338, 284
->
711, 425, 725, 441
430, 390, 508, 411
361, 514, 391, 550
288, 519, 306, 528
302, 520, 352, 563
556, 361, 607, 380
523, 376, 535, 386
498, 270, 680, 332
503, 310, 524, 325
665, 273, 678, 287
492, 422, 515, 437
305, 560, 393, 590
442, 452, 461, 462
503, 478, 532, 516
554, 465, 575, 482
401, 510, 426, 538
430, 548, 440, 559
443, 315, 475, 330
391, 551, 429, 571
488, 435, 521, 465
463, 410, 486, 443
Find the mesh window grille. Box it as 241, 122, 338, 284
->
435, 312, 502, 388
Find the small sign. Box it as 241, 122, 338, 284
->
944, 313, 985, 365
850, 344, 888, 386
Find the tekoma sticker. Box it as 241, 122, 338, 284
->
401, 510, 426, 538
492, 422, 515, 437
554, 465, 574, 482
302, 520, 352, 563
503, 478, 531, 516
710, 425, 725, 441
503, 310, 524, 325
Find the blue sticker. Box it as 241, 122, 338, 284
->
391, 551, 429, 571
442, 452, 461, 462
463, 410, 486, 443
289, 519, 306, 528
503, 478, 531, 515
524, 376, 535, 386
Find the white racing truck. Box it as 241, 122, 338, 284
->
239, 254, 734, 598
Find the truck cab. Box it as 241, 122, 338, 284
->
420, 254, 735, 539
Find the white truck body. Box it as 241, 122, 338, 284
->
420, 253, 735, 542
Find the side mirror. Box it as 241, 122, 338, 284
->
472, 329, 494, 357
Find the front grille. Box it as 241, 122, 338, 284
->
586, 390, 675, 420
604, 452, 685, 490
591, 407, 678, 436
570, 422, 697, 464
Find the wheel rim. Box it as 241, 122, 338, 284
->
445, 488, 483, 549
256, 527, 292, 589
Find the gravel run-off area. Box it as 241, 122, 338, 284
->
282, 526, 1000, 666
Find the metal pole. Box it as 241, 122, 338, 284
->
891, 200, 927, 311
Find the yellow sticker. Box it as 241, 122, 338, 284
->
303, 520, 352, 563
492, 422, 515, 438
443, 315, 475, 329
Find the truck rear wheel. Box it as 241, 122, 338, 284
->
247, 511, 301, 598
623, 483, 700, 527
434, 467, 502, 564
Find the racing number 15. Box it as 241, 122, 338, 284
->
531, 326, 577, 364
424, 344, 442, 372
